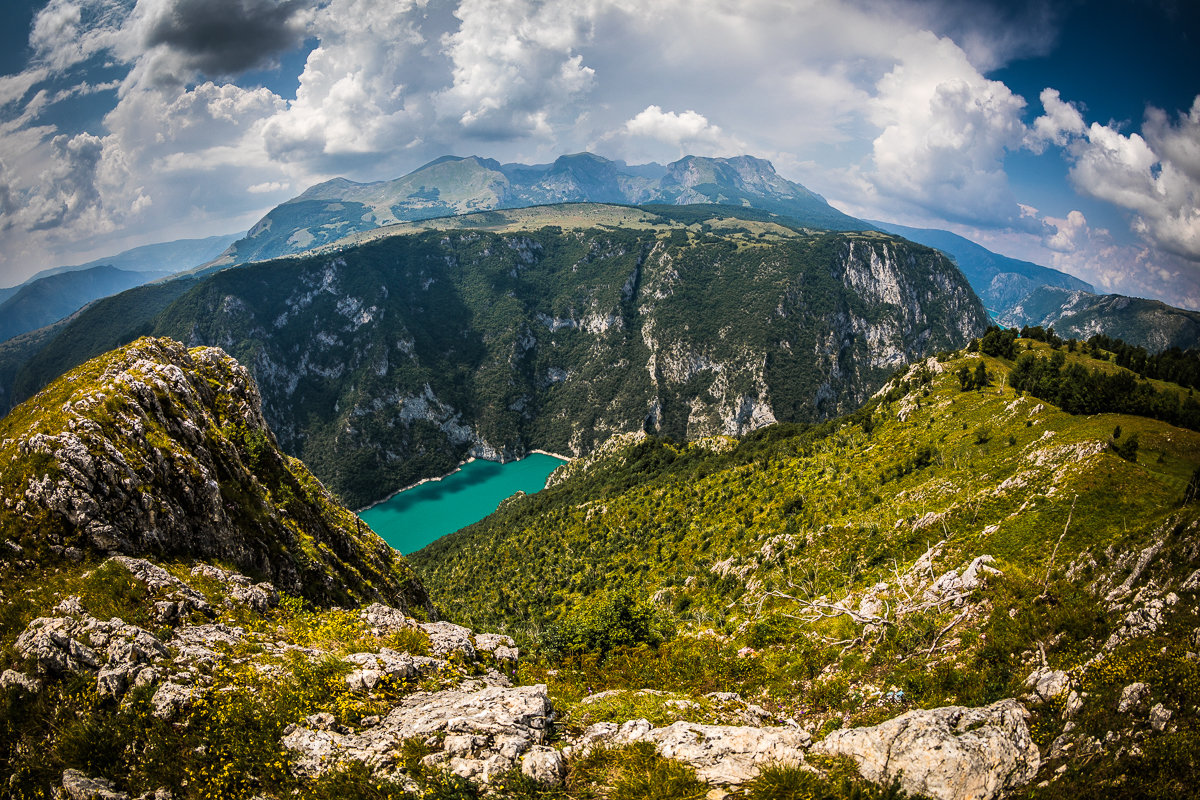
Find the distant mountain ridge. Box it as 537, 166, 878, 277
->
999, 286, 1200, 351
209, 153, 869, 267
0, 234, 241, 345
869, 221, 1094, 314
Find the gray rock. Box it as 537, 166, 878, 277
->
812, 699, 1040, 800
60, 769, 129, 800
190, 564, 277, 612
16, 615, 167, 696
578, 718, 813, 785
521, 745, 565, 784
475, 633, 519, 664
282, 683, 551, 782
359, 603, 419, 635
150, 682, 195, 720
1024, 667, 1071, 701
419, 621, 476, 658
1118, 682, 1149, 713
1149, 703, 1172, 731
1, 669, 41, 694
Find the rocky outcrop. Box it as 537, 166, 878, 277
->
282, 684, 553, 782
0, 337, 427, 610
812, 699, 1040, 800
575, 718, 812, 785
16, 614, 167, 698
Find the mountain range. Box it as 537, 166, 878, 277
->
0, 326, 1196, 798
0, 233, 240, 345
206, 153, 866, 269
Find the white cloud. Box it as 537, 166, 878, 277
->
618, 105, 744, 157
1031, 90, 1200, 263
1042, 209, 1089, 253
434, 0, 596, 140
248, 180, 289, 193
866, 30, 1028, 226
29, 0, 132, 73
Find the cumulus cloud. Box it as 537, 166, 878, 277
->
434, 0, 596, 140
1032, 90, 1200, 263
126, 0, 311, 86
618, 105, 745, 157
865, 30, 1028, 226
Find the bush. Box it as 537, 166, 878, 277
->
543, 588, 668, 659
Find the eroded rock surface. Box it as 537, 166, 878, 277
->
812, 699, 1040, 800
282, 684, 553, 782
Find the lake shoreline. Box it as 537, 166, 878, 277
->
355, 451, 572, 515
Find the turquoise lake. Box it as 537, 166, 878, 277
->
360, 454, 567, 554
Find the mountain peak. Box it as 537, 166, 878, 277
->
0, 336, 428, 609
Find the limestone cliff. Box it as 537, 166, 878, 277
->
151, 207, 988, 507
0, 337, 426, 609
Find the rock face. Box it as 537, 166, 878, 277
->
0, 337, 427, 609
577, 718, 813, 785
149, 218, 986, 507
812, 699, 1040, 800
282, 684, 553, 782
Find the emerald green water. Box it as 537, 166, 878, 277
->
360, 454, 567, 554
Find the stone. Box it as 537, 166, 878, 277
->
419, 621, 476, 658
1118, 682, 1149, 713
359, 603, 419, 635
1149, 703, 1172, 732
1024, 668, 1071, 701
150, 682, 195, 721
60, 769, 129, 800
476, 633, 519, 665
521, 745, 565, 784
812, 699, 1040, 800
282, 684, 552, 782
579, 718, 813, 785
15, 615, 167, 697
1063, 690, 1084, 720
1, 669, 41, 694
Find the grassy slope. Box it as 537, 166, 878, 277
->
414, 339, 1200, 793
416, 338, 1198, 632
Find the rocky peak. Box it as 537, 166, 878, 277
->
0, 336, 427, 610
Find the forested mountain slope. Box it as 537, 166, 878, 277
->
413, 337, 1200, 796
148, 204, 986, 507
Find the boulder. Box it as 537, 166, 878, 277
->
419, 621, 476, 658
577, 719, 812, 785
1024, 667, 1071, 701
475, 633, 519, 665
282, 683, 552, 782
1117, 682, 1149, 713
60, 769, 128, 800
16, 615, 167, 698
812, 699, 1039, 800
1149, 703, 1173, 732
521, 745, 565, 784
1, 669, 41, 694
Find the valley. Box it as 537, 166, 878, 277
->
0, 190, 1196, 800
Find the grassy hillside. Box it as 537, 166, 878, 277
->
413, 337, 1200, 795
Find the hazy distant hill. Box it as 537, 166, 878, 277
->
871, 221, 1093, 315
999, 286, 1200, 351
0, 234, 241, 345
208, 153, 869, 268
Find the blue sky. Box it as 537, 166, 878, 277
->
0, 0, 1197, 309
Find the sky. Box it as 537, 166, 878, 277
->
0, 0, 1197, 310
